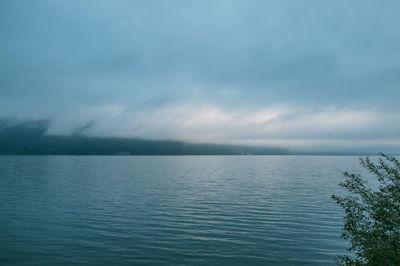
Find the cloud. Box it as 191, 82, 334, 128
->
42, 102, 400, 152
0, 0, 399, 152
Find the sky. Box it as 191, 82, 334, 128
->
1, 0, 400, 152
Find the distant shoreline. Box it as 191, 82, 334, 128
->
0, 134, 392, 156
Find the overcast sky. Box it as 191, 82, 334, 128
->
1, 0, 399, 152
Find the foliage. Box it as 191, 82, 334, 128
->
332, 153, 400, 265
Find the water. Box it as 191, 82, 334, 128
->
0, 155, 363, 265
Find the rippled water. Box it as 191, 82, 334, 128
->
0, 156, 363, 265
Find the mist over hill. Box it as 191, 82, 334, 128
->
0, 119, 289, 155
0, 118, 388, 155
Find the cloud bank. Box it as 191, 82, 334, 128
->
1, 0, 399, 152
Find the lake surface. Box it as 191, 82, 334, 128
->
0, 156, 364, 265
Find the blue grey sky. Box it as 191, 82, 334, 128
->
1, 0, 399, 152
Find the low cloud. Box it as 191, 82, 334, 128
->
42, 103, 399, 152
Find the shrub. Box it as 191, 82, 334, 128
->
332, 153, 400, 265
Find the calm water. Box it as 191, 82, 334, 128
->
0, 156, 364, 265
